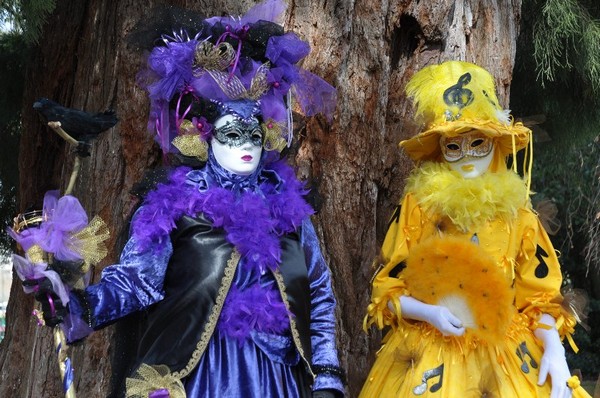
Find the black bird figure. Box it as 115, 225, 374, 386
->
33, 97, 118, 157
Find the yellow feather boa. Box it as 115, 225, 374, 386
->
405, 162, 529, 231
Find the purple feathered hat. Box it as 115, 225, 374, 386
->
137, 0, 337, 162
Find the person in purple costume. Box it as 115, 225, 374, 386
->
29, 1, 344, 397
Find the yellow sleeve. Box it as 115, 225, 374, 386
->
514, 208, 576, 342
364, 193, 424, 331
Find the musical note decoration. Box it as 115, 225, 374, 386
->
413, 363, 444, 395
516, 341, 538, 374
443, 73, 474, 121
534, 245, 550, 278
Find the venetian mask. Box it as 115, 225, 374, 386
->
211, 114, 263, 175
440, 131, 494, 178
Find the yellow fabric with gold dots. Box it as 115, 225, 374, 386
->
360, 164, 589, 398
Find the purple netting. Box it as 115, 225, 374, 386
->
266, 32, 310, 66
205, 0, 287, 27
148, 99, 174, 154
41, 191, 88, 261
146, 40, 197, 101
260, 94, 287, 124
266, 67, 291, 96
292, 68, 337, 122
190, 73, 233, 104
7, 226, 45, 252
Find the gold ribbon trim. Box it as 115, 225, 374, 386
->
126, 364, 186, 398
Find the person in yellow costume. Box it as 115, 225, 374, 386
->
360, 61, 590, 398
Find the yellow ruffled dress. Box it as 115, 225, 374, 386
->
360, 163, 590, 398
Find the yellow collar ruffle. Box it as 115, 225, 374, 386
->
405, 162, 529, 231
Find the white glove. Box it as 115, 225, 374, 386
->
534, 314, 573, 398
391, 296, 465, 336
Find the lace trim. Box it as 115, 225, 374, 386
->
272, 270, 315, 379
172, 248, 241, 379
126, 364, 186, 398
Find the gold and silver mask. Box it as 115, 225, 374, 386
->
440, 131, 493, 163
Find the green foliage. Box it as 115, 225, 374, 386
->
516, 0, 600, 380
0, 0, 56, 43
529, 133, 599, 272
529, 0, 600, 94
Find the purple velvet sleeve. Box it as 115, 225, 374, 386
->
86, 234, 173, 328
63, 208, 173, 343
302, 219, 345, 394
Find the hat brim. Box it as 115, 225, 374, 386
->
400, 120, 531, 162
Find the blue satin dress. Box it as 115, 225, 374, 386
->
66, 161, 344, 397
184, 218, 338, 396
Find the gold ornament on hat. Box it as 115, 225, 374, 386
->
193, 41, 236, 73
207, 62, 270, 101
172, 120, 209, 161
262, 120, 287, 152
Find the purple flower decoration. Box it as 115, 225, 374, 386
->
267, 67, 291, 97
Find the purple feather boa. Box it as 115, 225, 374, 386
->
132, 159, 313, 270
218, 284, 291, 344
131, 159, 313, 341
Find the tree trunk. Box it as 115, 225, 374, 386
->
0, 0, 523, 397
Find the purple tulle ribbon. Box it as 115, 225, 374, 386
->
205, 0, 286, 26
12, 254, 70, 304
40, 190, 89, 261
7, 225, 46, 253
8, 190, 99, 304
147, 40, 197, 102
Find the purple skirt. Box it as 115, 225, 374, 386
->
184, 330, 311, 397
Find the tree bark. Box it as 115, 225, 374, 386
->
0, 0, 523, 397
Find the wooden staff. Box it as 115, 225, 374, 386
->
47, 120, 81, 398
47, 121, 81, 196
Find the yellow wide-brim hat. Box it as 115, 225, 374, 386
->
400, 61, 531, 162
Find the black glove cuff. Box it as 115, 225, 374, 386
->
312, 364, 346, 384
71, 289, 93, 328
